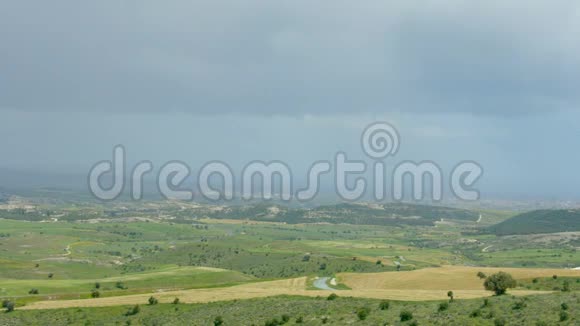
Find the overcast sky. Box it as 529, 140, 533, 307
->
1, 1, 580, 199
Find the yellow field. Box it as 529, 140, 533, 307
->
22, 266, 579, 310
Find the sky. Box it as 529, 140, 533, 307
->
1, 1, 580, 199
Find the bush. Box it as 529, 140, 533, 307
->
125, 305, 140, 316
281, 314, 290, 323
482, 298, 490, 307
326, 293, 338, 301
48, 273, 54, 279
28, 288, 39, 294
562, 281, 570, 292
91, 290, 100, 298
512, 300, 527, 310
559, 311, 569, 322
94, 282, 100, 289
561, 302, 569, 310
438, 302, 449, 312
484, 272, 517, 295
4, 301, 14, 313
477, 271, 487, 279
148, 296, 158, 305
116, 281, 127, 290
295, 316, 303, 323
493, 318, 506, 326
553, 275, 558, 279
213, 316, 224, 326
172, 298, 180, 304
356, 307, 370, 321
379, 300, 390, 310
400, 310, 413, 322
469, 309, 481, 318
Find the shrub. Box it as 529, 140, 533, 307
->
125, 305, 140, 316
116, 282, 127, 290
484, 272, 517, 295
172, 298, 180, 304
469, 309, 481, 318
559, 311, 569, 322
561, 302, 569, 311
148, 296, 158, 305
356, 307, 370, 321
493, 318, 506, 326
379, 300, 390, 310
326, 293, 338, 301
281, 314, 290, 323
482, 298, 490, 307
552, 275, 558, 279
213, 316, 224, 326
5, 301, 14, 313
438, 302, 449, 312
512, 300, 527, 310
477, 271, 487, 279
562, 281, 570, 292
91, 290, 100, 298
295, 316, 303, 323
94, 282, 100, 289
400, 310, 413, 322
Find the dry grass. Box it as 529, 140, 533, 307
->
339, 265, 580, 291
22, 266, 575, 310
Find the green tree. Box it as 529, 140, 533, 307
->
447, 290, 454, 302
484, 272, 517, 295
172, 298, 180, 304
438, 302, 449, 312
326, 293, 338, 301
5, 301, 14, 313
91, 290, 100, 298
477, 271, 487, 279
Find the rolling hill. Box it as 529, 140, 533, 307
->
487, 209, 580, 235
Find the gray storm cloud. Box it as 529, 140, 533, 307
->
1, 0, 579, 115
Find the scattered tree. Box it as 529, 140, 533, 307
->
148, 296, 158, 305
552, 275, 558, 280
48, 273, 54, 279
172, 298, 180, 304
484, 272, 517, 295
447, 290, 454, 302
477, 271, 487, 279
91, 290, 100, 298
95, 282, 101, 289
125, 305, 140, 316
327, 293, 338, 301
561, 302, 569, 311
560, 311, 569, 322
28, 288, 39, 295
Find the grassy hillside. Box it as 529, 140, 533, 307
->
1, 293, 578, 325
487, 209, 580, 235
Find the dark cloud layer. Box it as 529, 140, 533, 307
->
1, 1, 579, 115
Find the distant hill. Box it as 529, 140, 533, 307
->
487, 209, 580, 235
191, 202, 479, 226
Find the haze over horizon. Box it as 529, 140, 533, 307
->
2, 1, 580, 199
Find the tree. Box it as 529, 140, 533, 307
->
48, 273, 54, 279
438, 302, 449, 312
91, 290, 100, 298
95, 282, 101, 289
477, 271, 487, 279
172, 298, 180, 304
484, 272, 516, 295
562, 280, 570, 292
28, 288, 39, 295
447, 290, 454, 302
148, 296, 158, 305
